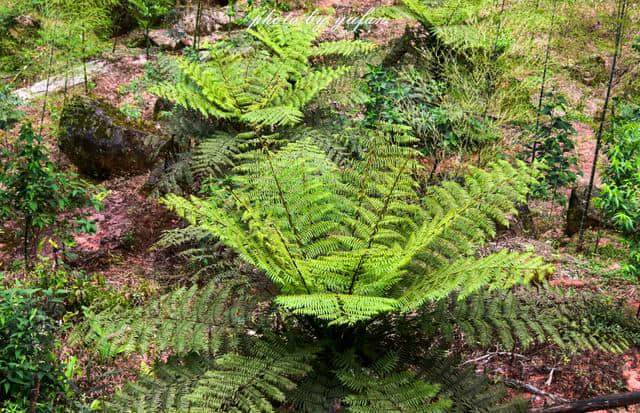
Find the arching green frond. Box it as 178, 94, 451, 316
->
337, 352, 452, 413
420, 286, 640, 353
191, 131, 248, 178
107, 340, 317, 413
107, 354, 212, 413
276, 294, 398, 326
419, 355, 528, 412
182, 340, 316, 413
86, 278, 256, 356
310, 40, 378, 57
400, 251, 552, 310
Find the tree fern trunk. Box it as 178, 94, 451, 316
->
577, 0, 628, 251
530, 0, 557, 164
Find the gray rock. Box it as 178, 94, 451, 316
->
13, 15, 39, 28
58, 96, 166, 179
180, 7, 237, 35
13, 61, 107, 101
148, 29, 190, 51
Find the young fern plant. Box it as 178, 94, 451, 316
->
376, 0, 495, 51
151, 21, 376, 129
144, 20, 376, 196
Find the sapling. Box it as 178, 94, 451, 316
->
127, 0, 174, 59
0, 123, 100, 270
530, 0, 557, 164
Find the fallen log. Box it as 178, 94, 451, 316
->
529, 391, 640, 413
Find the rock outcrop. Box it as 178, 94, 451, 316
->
148, 29, 191, 50
58, 96, 165, 179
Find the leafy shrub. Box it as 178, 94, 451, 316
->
0, 123, 100, 269
362, 65, 410, 126
0, 287, 70, 412
0, 84, 24, 131
31, 262, 127, 315
596, 103, 640, 276
522, 92, 579, 204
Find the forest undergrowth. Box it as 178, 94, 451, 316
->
2, 0, 640, 412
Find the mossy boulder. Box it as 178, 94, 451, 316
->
58, 96, 165, 179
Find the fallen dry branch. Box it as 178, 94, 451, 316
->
528, 391, 640, 413
503, 378, 569, 404
461, 351, 527, 365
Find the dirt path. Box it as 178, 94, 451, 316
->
573, 121, 602, 187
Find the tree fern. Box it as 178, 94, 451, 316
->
162, 137, 548, 326
152, 22, 375, 129
87, 134, 640, 412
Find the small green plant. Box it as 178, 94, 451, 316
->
362, 65, 409, 127
596, 103, 640, 276
126, 0, 175, 58
120, 102, 142, 120
121, 229, 138, 251
522, 92, 580, 204
31, 261, 126, 314
85, 310, 129, 360
0, 84, 24, 131
0, 123, 100, 269
0, 287, 69, 411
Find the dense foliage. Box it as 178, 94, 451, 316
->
2, 0, 640, 411
0, 123, 99, 269
0, 287, 68, 412
597, 103, 640, 276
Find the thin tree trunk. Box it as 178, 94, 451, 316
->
482, 0, 507, 120
530, 0, 557, 164
39, 43, 55, 135
23, 217, 31, 271
145, 26, 150, 59
577, 0, 627, 251
82, 28, 88, 94
63, 46, 71, 103
193, 0, 203, 49
428, 159, 439, 183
